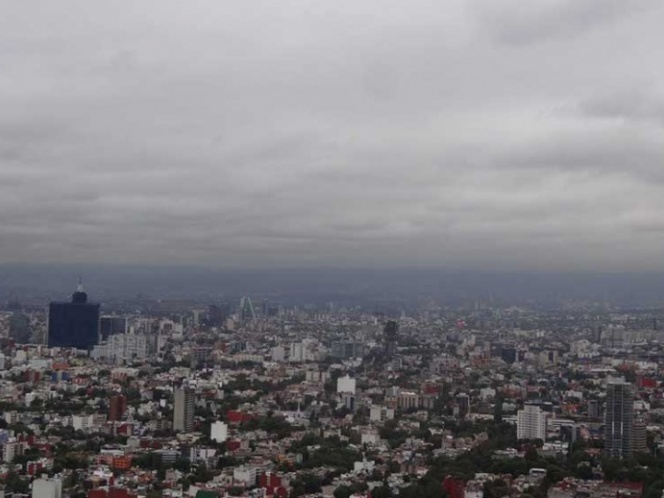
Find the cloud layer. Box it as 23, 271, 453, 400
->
1, 0, 664, 270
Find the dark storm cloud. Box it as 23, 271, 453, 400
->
1, 1, 664, 270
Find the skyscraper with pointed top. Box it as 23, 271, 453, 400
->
239, 296, 256, 322
47, 280, 100, 350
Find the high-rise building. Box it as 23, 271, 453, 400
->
456, 393, 470, 419
604, 381, 635, 459
9, 313, 31, 344
499, 346, 525, 364
3, 439, 23, 463
588, 399, 600, 419
517, 404, 546, 441
342, 392, 356, 412
173, 386, 195, 433
384, 320, 398, 357
100, 316, 127, 341
191, 345, 212, 368
239, 296, 256, 322
601, 325, 626, 349
109, 394, 127, 422
92, 333, 149, 364
47, 282, 100, 350
633, 418, 647, 454
330, 341, 364, 360
207, 304, 230, 327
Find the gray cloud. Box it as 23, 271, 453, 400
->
1, 1, 664, 271
579, 90, 664, 125
469, 0, 657, 46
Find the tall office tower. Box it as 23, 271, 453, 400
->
100, 316, 127, 341
47, 281, 100, 350
456, 393, 471, 419
239, 296, 256, 322
173, 386, 195, 433
601, 325, 626, 349
191, 345, 212, 368
207, 304, 223, 327
9, 312, 31, 344
109, 394, 127, 421
604, 381, 635, 459
517, 404, 546, 441
384, 320, 399, 357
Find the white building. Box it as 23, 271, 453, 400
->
92, 333, 149, 364
370, 405, 394, 422
211, 421, 228, 443
271, 346, 286, 362
354, 457, 376, 473
517, 404, 546, 441
4, 411, 19, 425
71, 414, 95, 432
233, 466, 257, 486
25, 392, 37, 407
289, 342, 304, 362
305, 370, 329, 383
15, 349, 28, 364
32, 477, 62, 498
3, 439, 24, 463
360, 429, 380, 445
289, 339, 318, 363
189, 447, 217, 463
337, 375, 356, 394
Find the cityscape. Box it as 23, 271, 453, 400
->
3, 1, 664, 498
2, 278, 664, 498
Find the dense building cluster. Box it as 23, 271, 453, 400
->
1, 284, 664, 498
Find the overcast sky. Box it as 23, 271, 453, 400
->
1, 1, 664, 271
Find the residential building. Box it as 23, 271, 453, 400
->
211, 421, 228, 443
517, 404, 546, 441
173, 387, 195, 433
32, 477, 62, 498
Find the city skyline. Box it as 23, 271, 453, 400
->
2, 1, 664, 270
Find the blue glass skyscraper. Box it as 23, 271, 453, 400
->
48, 281, 100, 350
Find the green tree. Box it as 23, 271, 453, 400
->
371, 485, 392, 498
334, 485, 352, 498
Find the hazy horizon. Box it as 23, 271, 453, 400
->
3, 263, 664, 308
